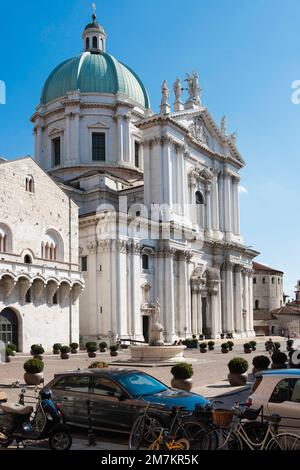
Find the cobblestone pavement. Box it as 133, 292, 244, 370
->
0, 336, 290, 404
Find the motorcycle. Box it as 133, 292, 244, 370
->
0, 387, 72, 450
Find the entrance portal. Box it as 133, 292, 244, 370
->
0, 308, 19, 350
143, 316, 150, 343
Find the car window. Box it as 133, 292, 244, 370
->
91, 378, 122, 397
290, 379, 300, 403
251, 376, 263, 394
52, 375, 90, 393
269, 379, 296, 403
117, 373, 168, 398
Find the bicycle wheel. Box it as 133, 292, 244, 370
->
128, 416, 145, 450
143, 417, 163, 444
266, 433, 300, 450
174, 438, 190, 450
201, 427, 243, 450
175, 419, 208, 450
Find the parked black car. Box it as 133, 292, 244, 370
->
46, 368, 210, 433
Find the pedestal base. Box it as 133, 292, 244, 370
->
129, 345, 185, 362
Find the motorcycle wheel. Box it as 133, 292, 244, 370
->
49, 430, 72, 451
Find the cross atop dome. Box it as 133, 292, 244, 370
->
82, 3, 107, 53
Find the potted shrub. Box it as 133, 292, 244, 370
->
192, 334, 197, 340
99, 342, 108, 353
53, 343, 62, 355
226, 332, 234, 339
221, 343, 229, 354
243, 343, 252, 354
88, 361, 108, 369
5, 346, 14, 363
227, 357, 249, 386
199, 334, 204, 341
171, 363, 193, 392
249, 341, 257, 351
87, 344, 97, 358
86, 342, 97, 350
252, 355, 271, 375
274, 342, 281, 350
24, 358, 44, 385
70, 343, 79, 354
30, 344, 44, 360
287, 340, 294, 352
60, 345, 71, 359
227, 341, 234, 351
271, 351, 287, 369
199, 342, 207, 353
183, 338, 198, 349
208, 341, 215, 351
110, 345, 119, 357
220, 333, 225, 340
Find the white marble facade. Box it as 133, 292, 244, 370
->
0, 158, 83, 352
30, 17, 257, 343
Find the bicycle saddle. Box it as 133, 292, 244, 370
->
242, 407, 262, 421
0, 403, 33, 416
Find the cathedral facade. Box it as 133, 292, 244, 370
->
31, 14, 258, 343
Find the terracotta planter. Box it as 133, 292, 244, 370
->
24, 372, 44, 386
60, 353, 70, 360
221, 349, 229, 354
208, 347, 214, 351
244, 349, 252, 354
227, 372, 248, 386
171, 377, 193, 392
252, 367, 269, 375
100, 349, 107, 353
88, 352, 97, 358
53, 350, 60, 355
71, 349, 78, 354
6, 356, 12, 363
110, 352, 118, 357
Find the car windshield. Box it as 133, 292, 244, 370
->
117, 373, 168, 398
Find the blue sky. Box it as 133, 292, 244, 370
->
0, 0, 299, 297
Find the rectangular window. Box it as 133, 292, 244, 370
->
135, 142, 140, 168
142, 254, 149, 270
81, 256, 88, 272
92, 133, 106, 161
52, 138, 61, 166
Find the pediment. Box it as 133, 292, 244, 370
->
48, 127, 64, 137
88, 120, 110, 130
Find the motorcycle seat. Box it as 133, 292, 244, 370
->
0, 403, 33, 415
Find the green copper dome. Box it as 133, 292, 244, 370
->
41, 51, 150, 108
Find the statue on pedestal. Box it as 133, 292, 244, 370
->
149, 298, 165, 346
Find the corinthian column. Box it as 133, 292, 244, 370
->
232, 175, 241, 235
211, 170, 221, 237
205, 184, 213, 237
164, 248, 176, 342
191, 285, 198, 335
178, 251, 191, 336
223, 169, 232, 236
234, 265, 243, 335
223, 261, 235, 333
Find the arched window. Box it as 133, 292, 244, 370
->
0, 224, 12, 253
24, 255, 32, 264
272, 277, 275, 284
255, 300, 259, 309
92, 36, 98, 49
195, 190, 204, 205
41, 230, 64, 261
26, 176, 34, 193
86, 37, 90, 50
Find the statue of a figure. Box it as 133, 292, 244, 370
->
185, 71, 201, 105
149, 298, 164, 346
221, 115, 227, 135
161, 80, 170, 106
230, 132, 237, 144
173, 78, 182, 102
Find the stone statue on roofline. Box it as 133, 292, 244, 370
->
185, 71, 202, 106
160, 80, 171, 114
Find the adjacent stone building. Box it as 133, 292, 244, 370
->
0, 158, 84, 351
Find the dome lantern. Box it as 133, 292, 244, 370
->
82, 3, 106, 53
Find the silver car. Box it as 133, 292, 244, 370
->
248, 369, 300, 433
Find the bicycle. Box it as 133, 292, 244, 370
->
201, 402, 300, 450
128, 403, 162, 450
148, 428, 190, 450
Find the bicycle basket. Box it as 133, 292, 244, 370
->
212, 409, 233, 427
